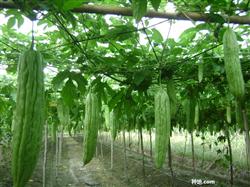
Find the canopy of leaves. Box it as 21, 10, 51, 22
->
0, 0, 249, 136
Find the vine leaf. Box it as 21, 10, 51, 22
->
152, 28, 163, 43
52, 70, 70, 90
16, 15, 24, 28
132, 0, 148, 22
104, 25, 136, 41
7, 17, 16, 29
70, 72, 87, 94
150, 0, 161, 11
108, 89, 125, 111
208, 13, 225, 24
63, 0, 85, 11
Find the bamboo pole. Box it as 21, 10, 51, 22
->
0, 2, 250, 25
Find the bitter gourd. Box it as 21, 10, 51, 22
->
12, 49, 45, 187
154, 87, 171, 168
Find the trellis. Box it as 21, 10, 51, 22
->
0, 2, 250, 25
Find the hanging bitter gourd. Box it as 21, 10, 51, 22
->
226, 106, 231, 124
194, 102, 199, 126
167, 80, 177, 119
154, 87, 171, 168
185, 97, 196, 133
83, 91, 100, 165
12, 49, 45, 187
57, 100, 70, 127
104, 105, 110, 130
198, 62, 203, 83
110, 109, 118, 141
223, 28, 245, 100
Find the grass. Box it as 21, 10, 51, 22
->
112, 128, 248, 170
170, 130, 247, 169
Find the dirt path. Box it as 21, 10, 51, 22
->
73, 136, 192, 187
57, 137, 126, 187
25, 136, 190, 187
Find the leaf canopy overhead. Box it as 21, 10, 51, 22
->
0, 0, 249, 133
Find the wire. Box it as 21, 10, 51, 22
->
41, 19, 170, 52
0, 18, 170, 54
0, 40, 20, 52
31, 20, 34, 49
141, 21, 159, 63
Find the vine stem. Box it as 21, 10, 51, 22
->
110, 135, 114, 170
42, 121, 48, 187
160, 20, 172, 62
168, 138, 174, 181
190, 131, 196, 175
224, 124, 234, 186
139, 126, 146, 185
182, 131, 188, 163
242, 108, 250, 171
159, 19, 173, 85
122, 129, 128, 182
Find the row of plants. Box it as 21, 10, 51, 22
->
0, 0, 249, 186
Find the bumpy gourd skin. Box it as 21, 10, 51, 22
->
198, 63, 203, 83
12, 49, 45, 187
83, 91, 100, 165
185, 98, 196, 133
226, 106, 231, 124
154, 87, 171, 169
167, 80, 177, 119
223, 28, 245, 100
110, 109, 118, 141
194, 103, 199, 126
57, 100, 70, 127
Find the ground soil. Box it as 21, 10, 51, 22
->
0, 135, 250, 187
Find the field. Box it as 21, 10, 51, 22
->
0, 1, 250, 187
1, 131, 250, 187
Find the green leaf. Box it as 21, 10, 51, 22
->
133, 71, 146, 86
108, 89, 125, 110
132, 0, 148, 22
54, 0, 64, 8
235, 32, 244, 41
7, 17, 16, 29
208, 13, 225, 24
5, 9, 17, 17
6, 63, 17, 74
195, 23, 211, 31
179, 27, 197, 44
152, 28, 163, 43
104, 83, 115, 97
71, 72, 87, 94
16, 15, 24, 28
150, 0, 161, 11
52, 70, 70, 90
102, 25, 136, 42
0, 97, 6, 114
63, 0, 85, 10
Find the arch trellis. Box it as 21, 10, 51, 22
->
0, 1, 250, 187
0, 2, 250, 25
